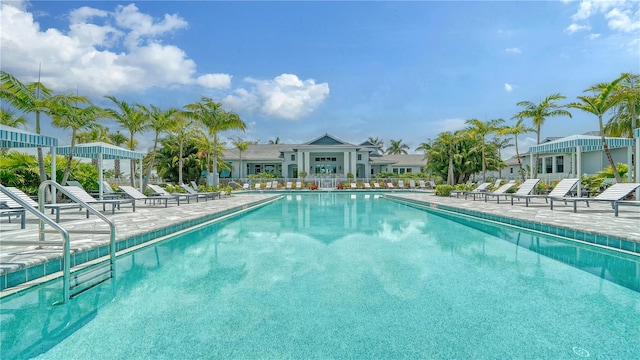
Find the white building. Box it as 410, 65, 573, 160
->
220, 133, 426, 181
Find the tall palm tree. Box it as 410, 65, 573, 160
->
0, 70, 55, 183
386, 139, 409, 155
499, 119, 535, 182
491, 137, 513, 179
0, 108, 27, 128
50, 94, 102, 185
568, 73, 629, 183
605, 72, 640, 137
231, 137, 252, 179
167, 113, 195, 185
103, 95, 148, 186
183, 96, 246, 187
137, 104, 178, 190
512, 93, 572, 177
108, 130, 128, 178
465, 118, 504, 183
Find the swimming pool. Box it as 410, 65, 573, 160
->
2, 192, 639, 359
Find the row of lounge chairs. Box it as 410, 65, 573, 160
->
454, 178, 640, 216
243, 180, 437, 190
0, 181, 221, 227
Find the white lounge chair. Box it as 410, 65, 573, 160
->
510, 178, 579, 207
255, 183, 261, 190
148, 184, 197, 204
264, 182, 272, 190
397, 180, 404, 188
500, 179, 541, 204
386, 182, 394, 189
62, 185, 136, 214
0, 190, 26, 228
350, 183, 357, 189
285, 182, 293, 190
550, 183, 640, 213
418, 180, 426, 189
296, 181, 302, 189
364, 183, 371, 189
2, 186, 85, 223
373, 182, 381, 189
179, 183, 219, 201
458, 182, 491, 199
409, 180, 416, 189
118, 185, 175, 207
272, 181, 278, 189
483, 180, 517, 202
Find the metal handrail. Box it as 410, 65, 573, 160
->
39, 181, 117, 300
0, 184, 70, 301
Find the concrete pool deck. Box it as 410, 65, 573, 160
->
1, 190, 639, 293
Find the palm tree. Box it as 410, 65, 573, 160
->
268, 137, 280, 144
605, 72, 640, 137
0, 70, 55, 183
50, 94, 102, 185
568, 73, 629, 183
137, 104, 178, 190
167, 113, 196, 185
103, 95, 148, 186
0, 108, 27, 128
465, 118, 504, 183
75, 121, 109, 171
386, 139, 409, 155
368, 137, 384, 152
491, 137, 513, 179
231, 137, 252, 179
499, 119, 535, 181
183, 96, 246, 187
108, 130, 128, 178
512, 93, 572, 177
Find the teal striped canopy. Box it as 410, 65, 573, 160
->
0, 125, 58, 148
56, 142, 143, 160
528, 134, 635, 154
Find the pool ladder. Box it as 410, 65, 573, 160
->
0, 181, 117, 304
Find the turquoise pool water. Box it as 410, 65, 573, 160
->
2, 193, 639, 359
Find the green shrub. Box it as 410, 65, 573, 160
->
435, 184, 453, 196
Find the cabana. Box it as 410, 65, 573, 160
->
528, 134, 636, 196
56, 142, 144, 199
0, 124, 58, 180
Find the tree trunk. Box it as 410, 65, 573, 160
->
600, 115, 622, 182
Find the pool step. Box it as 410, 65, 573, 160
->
69, 261, 113, 298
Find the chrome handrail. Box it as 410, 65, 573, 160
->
0, 184, 71, 301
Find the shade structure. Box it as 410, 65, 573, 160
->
528, 134, 636, 196
0, 124, 58, 181
56, 142, 144, 199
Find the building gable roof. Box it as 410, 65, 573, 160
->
305, 133, 352, 146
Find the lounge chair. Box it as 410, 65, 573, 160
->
418, 180, 426, 189
350, 183, 357, 189
409, 180, 416, 189
101, 181, 125, 199
364, 182, 371, 189
428, 180, 436, 189
502, 179, 541, 204
550, 183, 640, 213
614, 198, 640, 217
386, 182, 394, 189
118, 185, 175, 207
148, 184, 197, 204
482, 180, 517, 203
0, 192, 26, 228
190, 181, 200, 191
2, 186, 85, 223
255, 183, 261, 190
264, 182, 272, 190
458, 182, 490, 199
374, 182, 381, 189
179, 183, 219, 201
397, 180, 404, 188
296, 181, 302, 189
242, 183, 250, 190
271, 181, 278, 189
510, 178, 579, 207
285, 182, 293, 190
61, 185, 136, 214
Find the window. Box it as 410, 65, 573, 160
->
545, 158, 553, 174
556, 156, 564, 173
510, 168, 513, 174
393, 168, 398, 174
291, 154, 295, 161
537, 158, 543, 174
357, 154, 362, 161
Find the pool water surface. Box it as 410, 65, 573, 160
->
1, 193, 639, 359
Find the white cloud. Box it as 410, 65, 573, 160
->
223, 74, 330, 120
587, 33, 601, 40
565, 23, 590, 34
569, 0, 639, 32
505, 47, 521, 54
504, 83, 513, 92
0, 2, 228, 95
196, 74, 232, 89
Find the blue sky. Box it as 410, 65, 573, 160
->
1, 0, 638, 159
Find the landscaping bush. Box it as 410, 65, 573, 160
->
435, 184, 453, 196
